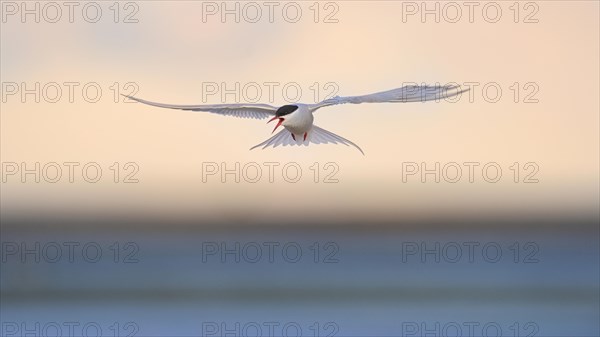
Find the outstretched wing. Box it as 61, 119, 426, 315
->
124, 95, 277, 120
311, 84, 467, 111
250, 124, 364, 155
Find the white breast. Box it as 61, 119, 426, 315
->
282, 104, 314, 135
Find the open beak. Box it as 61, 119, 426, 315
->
267, 116, 284, 133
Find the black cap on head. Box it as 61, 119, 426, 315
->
275, 105, 298, 117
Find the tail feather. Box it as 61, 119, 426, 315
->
250, 125, 364, 154
249, 129, 293, 150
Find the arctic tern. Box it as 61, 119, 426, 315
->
125, 84, 467, 154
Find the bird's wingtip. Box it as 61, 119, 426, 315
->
121, 94, 135, 102
355, 146, 365, 155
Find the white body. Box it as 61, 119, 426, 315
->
281, 104, 314, 136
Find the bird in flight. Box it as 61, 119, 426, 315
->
125, 84, 466, 154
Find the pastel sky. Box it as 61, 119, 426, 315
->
1, 1, 598, 225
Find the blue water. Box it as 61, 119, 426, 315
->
1, 228, 598, 336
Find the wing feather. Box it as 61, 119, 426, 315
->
311, 84, 468, 111
124, 95, 276, 120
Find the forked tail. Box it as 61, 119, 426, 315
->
250, 125, 364, 155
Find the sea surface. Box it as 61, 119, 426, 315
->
2, 226, 598, 336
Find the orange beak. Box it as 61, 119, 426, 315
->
267, 116, 284, 133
